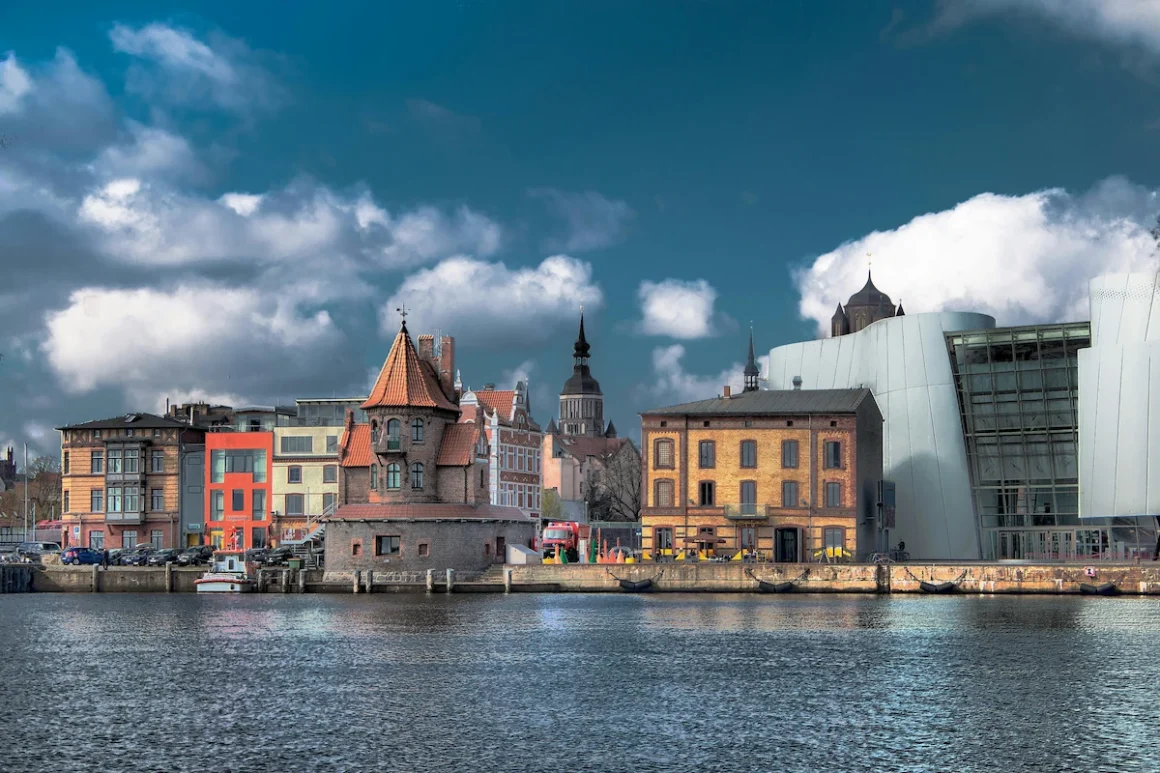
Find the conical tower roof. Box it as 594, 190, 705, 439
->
846, 270, 893, 309
895, 299, 905, 317
362, 320, 458, 412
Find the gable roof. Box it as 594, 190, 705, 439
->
363, 323, 458, 413
643, 388, 878, 417
552, 434, 629, 461
436, 423, 482, 466
56, 413, 193, 431
339, 424, 374, 468
474, 390, 515, 421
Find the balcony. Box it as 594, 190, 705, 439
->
105, 470, 146, 485
105, 510, 143, 525
374, 435, 403, 454
723, 504, 770, 520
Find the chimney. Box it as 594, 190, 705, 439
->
793, 376, 802, 390
439, 335, 455, 399
723, 385, 732, 398
417, 334, 435, 365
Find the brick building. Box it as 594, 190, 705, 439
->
460, 380, 542, 519
327, 317, 534, 575
205, 430, 273, 551
640, 339, 883, 561
57, 413, 206, 550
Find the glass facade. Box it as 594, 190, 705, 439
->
291, 400, 367, 427
947, 322, 1117, 560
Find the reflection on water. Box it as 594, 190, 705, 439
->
1, 594, 1158, 772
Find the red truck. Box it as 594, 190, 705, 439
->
541, 521, 587, 562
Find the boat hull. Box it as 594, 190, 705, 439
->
195, 573, 255, 593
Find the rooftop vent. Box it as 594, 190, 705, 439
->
792, 376, 802, 390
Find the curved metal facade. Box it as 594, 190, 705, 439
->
1079, 273, 1160, 519
768, 312, 995, 559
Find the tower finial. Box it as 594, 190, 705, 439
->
396, 304, 409, 331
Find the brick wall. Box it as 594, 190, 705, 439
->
325, 519, 535, 574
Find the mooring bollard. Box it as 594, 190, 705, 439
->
298, 568, 306, 594
353, 570, 361, 594
445, 568, 454, 594
91, 563, 100, 593
365, 570, 374, 594
164, 562, 173, 593
426, 568, 434, 593
504, 567, 512, 593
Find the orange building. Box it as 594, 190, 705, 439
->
204, 431, 273, 551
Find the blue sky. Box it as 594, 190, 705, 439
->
4, 0, 1160, 457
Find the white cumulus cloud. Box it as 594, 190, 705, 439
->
636, 278, 734, 339
383, 255, 603, 346
645, 344, 772, 406
795, 176, 1160, 336
91, 122, 202, 181
0, 54, 33, 114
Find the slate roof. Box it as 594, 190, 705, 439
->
329, 503, 532, 522
363, 323, 458, 413
436, 423, 482, 466
56, 413, 193, 431
553, 434, 629, 461
643, 388, 878, 417
339, 424, 374, 468
846, 270, 893, 309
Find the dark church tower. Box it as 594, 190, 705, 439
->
830, 270, 896, 337
558, 313, 604, 437
743, 329, 760, 392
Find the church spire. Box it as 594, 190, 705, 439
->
573, 310, 591, 363
743, 326, 760, 392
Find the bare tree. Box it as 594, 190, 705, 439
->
26, 456, 62, 521
585, 441, 641, 522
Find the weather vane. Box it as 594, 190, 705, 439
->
397, 304, 408, 321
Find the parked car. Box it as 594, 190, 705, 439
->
146, 548, 181, 566
106, 548, 124, 565
16, 542, 61, 560
245, 548, 269, 563
263, 546, 294, 566
176, 545, 214, 566
119, 545, 155, 566
61, 547, 104, 565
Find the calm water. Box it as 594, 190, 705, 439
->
1, 594, 1158, 772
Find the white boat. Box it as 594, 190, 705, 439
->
195, 550, 255, 593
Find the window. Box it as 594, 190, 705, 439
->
211, 491, 224, 521
153, 429, 161, 437
63, 491, 70, 512
824, 527, 844, 550
323, 465, 338, 483
518, 448, 525, 471
699, 481, 715, 506
370, 464, 378, 490
251, 528, 266, 549
375, 535, 401, 555
63, 452, 70, 474
825, 481, 842, 508
231, 489, 244, 511
107, 449, 122, 474
740, 481, 757, 515
126, 429, 134, 437
151, 489, 163, 511
740, 526, 757, 550
94, 430, 102, 439
654, 527, 674, 551
322, 493, 336, 513
741, 440, 757, 468
782, 440, 799, 469
211, 450, 224, 483
703, 420, 711, 427
411, 419, 424, 442
411, 463, 424, 489
824, 441, 842, 469
122, 530, 137, 549
212, 449, 266, 481
654, 438, 674, 469
151, 530, 163, 550
386, 463, 401, 489
480, 467, 486, 488
91, 451, 104, 474
352, 542, 362, 556
125, 487, 140, 511
151, 451, 164, 473
781, 480, 799, 508
326, 435, 338, 453
286, 494, 304, 515
89, 531, 104, 550
107, 487, 123, 513
386, 419, 401, 439
288, 466, 302, 484
91, 489, 104, 512
699, 440, 715, 468
418, 542, 430, 557
654, 479, 674, 507
371, 421, 380, 443
697, 526, 716, 537
253, 490, 266, 520
124, 449, 139, 474
280, 435, 313, 454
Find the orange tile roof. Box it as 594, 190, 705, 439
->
474, 390, 515, 421
339, 423, 374, 467
330, 503, 532, 522
436, 423, 481, 466
362, 324, 458, 412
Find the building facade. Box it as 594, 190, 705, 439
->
271, 425, 341, 541
460, 381, 543, 519
641, 388, 883, 562
204, 431, 273, 551
57, 413, 205, 550
327, 318, 534, 575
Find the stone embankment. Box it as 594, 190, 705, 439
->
12, 561, 1160, 594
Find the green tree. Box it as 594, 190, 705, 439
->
541, 488, 563, 522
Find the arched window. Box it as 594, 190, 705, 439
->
370, 463, 378, 490
385, 463, 401, 489
654, 438, 674, 469
411, 463, 424, 489
371, 420, 380, 443
480, 467, 486, 488
654, 479, 674, 507
387, 418, 401, 439
411, 418, 424, 442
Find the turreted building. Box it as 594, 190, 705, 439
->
831, 271, 901, 337
558, 314, 606, 438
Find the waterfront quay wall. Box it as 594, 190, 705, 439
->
17, 562, 1160, 594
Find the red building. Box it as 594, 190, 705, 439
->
204, 431, 273, 551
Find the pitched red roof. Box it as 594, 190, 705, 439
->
362, 324, 458, 412
330, 503, 532, 522
555, 435, 629, 460
436, 423, 482, 466
474, 390, 515, 421
339, 424, 374, 467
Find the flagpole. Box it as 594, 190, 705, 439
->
23, 443, 29, 542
